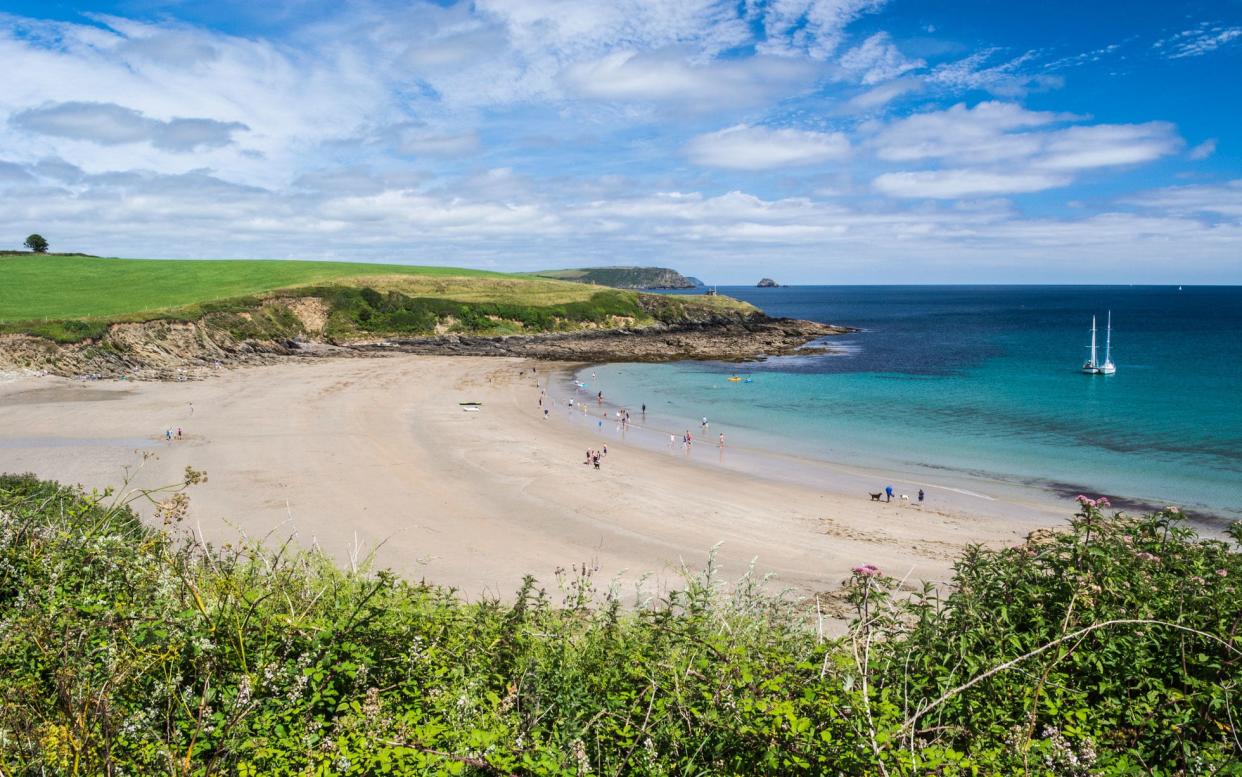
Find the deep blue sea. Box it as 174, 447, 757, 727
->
582, 286, 1242, 521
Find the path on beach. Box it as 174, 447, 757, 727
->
0, 356, 1063, 599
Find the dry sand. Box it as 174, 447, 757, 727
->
0, 355, 1067, 600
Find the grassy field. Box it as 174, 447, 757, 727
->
0, 255, 757, 346
0, 255, 506, 323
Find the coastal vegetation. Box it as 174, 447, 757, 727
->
1, 474, 1238, 775
0, 255, 752, 345
525, 267, 702, 290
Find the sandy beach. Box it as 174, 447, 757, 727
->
0, 355, 1068, 600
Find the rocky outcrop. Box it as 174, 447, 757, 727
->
0, 310, 852, 380
367, 316, 848, 362
757, 278, 779, 288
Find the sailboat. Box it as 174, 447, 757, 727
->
1082, 312, 1117, 375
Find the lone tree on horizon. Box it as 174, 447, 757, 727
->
23, 234, 49, 254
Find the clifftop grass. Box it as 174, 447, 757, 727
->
0, 474, 1238, 775
0, 256, 755, 343
0, 255, 503, 323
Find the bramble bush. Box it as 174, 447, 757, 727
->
0, 475, 1238, 775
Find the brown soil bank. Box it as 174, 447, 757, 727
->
0, 301, 850, 380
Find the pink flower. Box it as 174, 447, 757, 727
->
1096, 497, 1111, 508
852, 564, 881, 577
1136, 552, 1161, 563
1216, 569, 1228, 577
1167, 506, 1180, 514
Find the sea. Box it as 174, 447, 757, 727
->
573, 286, 1242, 524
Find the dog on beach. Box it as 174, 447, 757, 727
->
900, 494, 910, 504
869, 492, 882, 501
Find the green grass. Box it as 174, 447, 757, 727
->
0, 255, 505, 324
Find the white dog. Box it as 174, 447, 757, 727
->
900, 494, 910, 504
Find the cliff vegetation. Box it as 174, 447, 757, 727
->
0, 475, 1238, 775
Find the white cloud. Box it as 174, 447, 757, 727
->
927, 48, 1062, 97
563, 50, 817, 108
11, 101, 248, 151
868, 102, 1180, 197
872, 101, 1066, 163
1, 157, 1238, 281
1034, 123, 1180, 171
686, 125, 850, 170
756, 0, 888, 60
1154, 25, 1242, 58
838, 32, 924, 85
873, 169, 1069, 198
838, 78, 921, 113
1188, 139, 1217, 160
1127, 180, 1242, 218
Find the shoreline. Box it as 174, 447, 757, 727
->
545, 363, 1072, 529
0, 354, 1064, 601
557, 361, 1240, 533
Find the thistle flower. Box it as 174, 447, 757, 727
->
852, 564, 881, 577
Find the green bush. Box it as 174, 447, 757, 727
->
0, 477, 1238, 775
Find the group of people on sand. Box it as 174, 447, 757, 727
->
164, 427, 184, 442
583, 446, 607, 469
881, 485, 925, 505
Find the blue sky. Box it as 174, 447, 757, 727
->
0, 0, 1239, 282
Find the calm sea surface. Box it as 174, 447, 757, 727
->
583, 286, 1242, 521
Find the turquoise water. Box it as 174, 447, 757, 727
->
581, 286, 1242, 522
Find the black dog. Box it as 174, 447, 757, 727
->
869, 492, 882, 501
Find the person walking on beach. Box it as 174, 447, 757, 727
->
641, 403, 646, 416
885, 485, 894, 503
701, 416, 708, 429
918, 489, 925, 505
176, 427, 183, 440
719, 432, 726, 447
165, 429, 172, 441
544, 408, 549, 419
669, 433, 676, 448
602, 444, 608, 457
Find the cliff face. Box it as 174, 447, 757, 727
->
0, 295, 851, 379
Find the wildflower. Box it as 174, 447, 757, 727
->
1136, 552, 1160, 563
1096, 497, 1111, 507
572, 738, 592, 775
1075, 495, 1097, 507
362, 687, 381, 720
1216, 569, 1228, 577
852, 564, 881, 577
236, 676, 252, 708
1167, 506, 1180, 514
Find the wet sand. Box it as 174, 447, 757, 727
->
0, 356, 1067, 600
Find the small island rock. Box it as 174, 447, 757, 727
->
757, 278, 779, 288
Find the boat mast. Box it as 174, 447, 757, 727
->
1089, 315, 1098, 367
